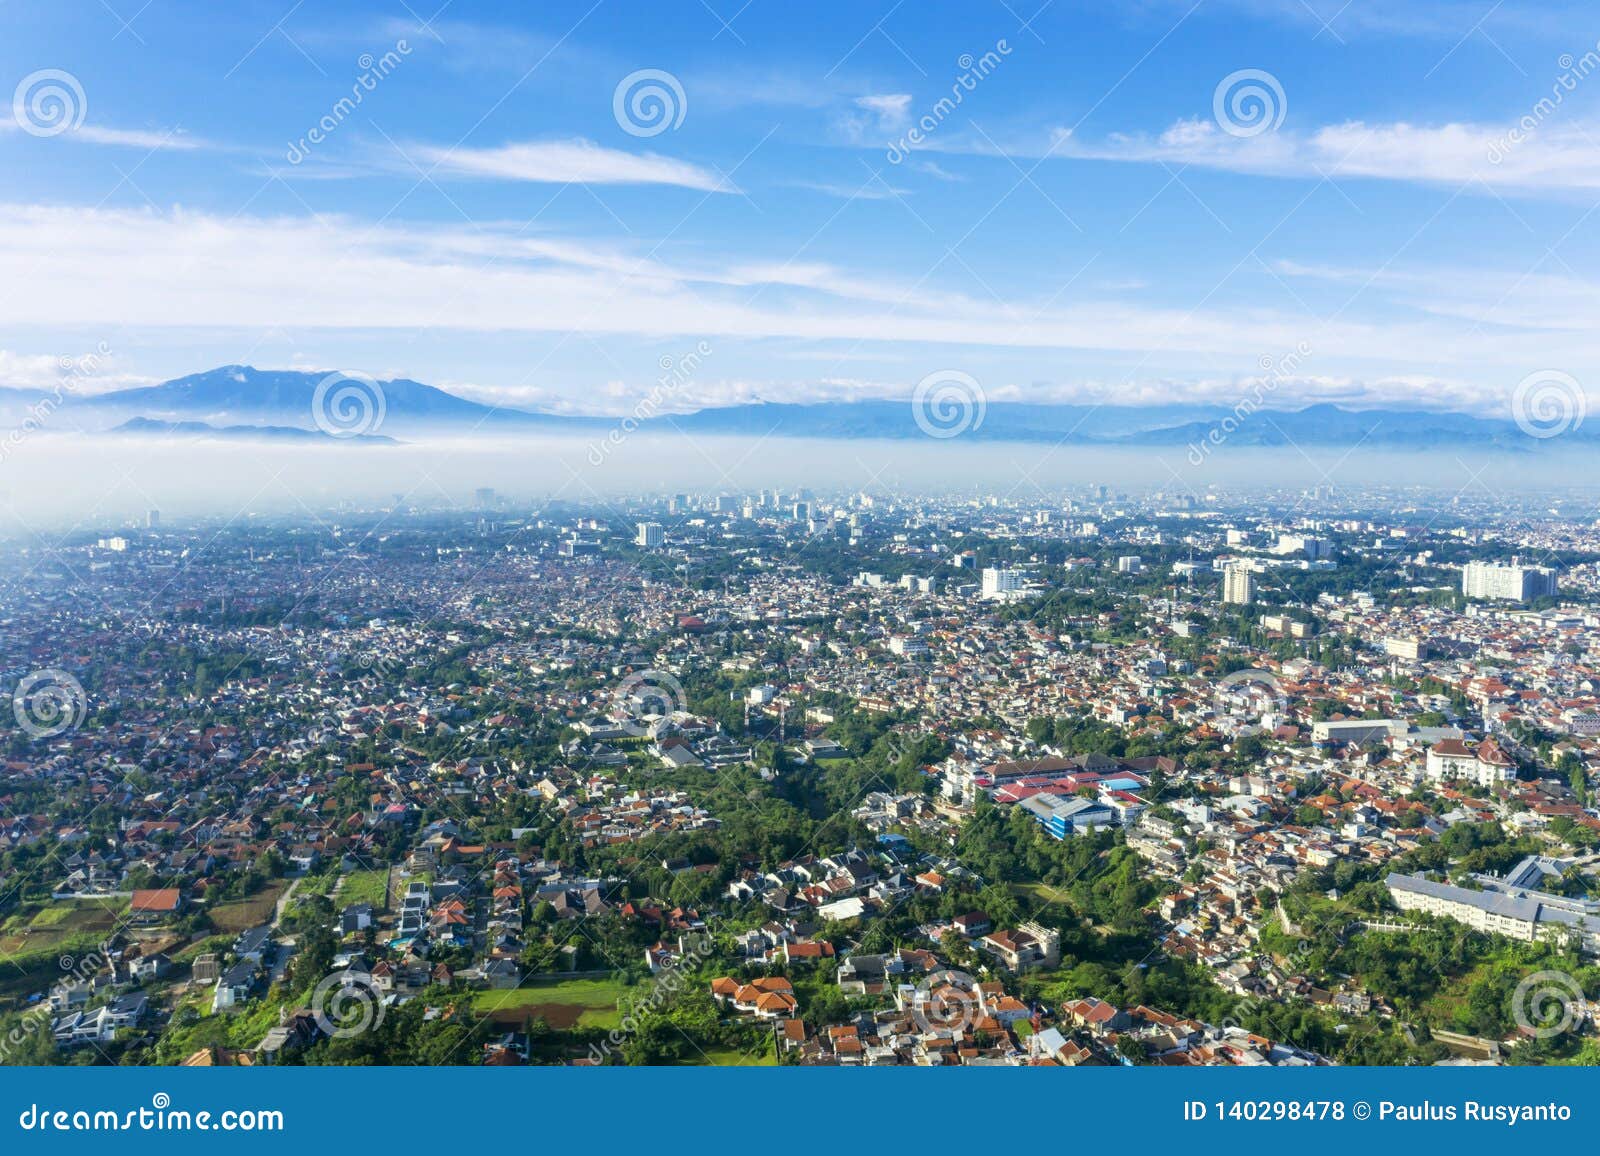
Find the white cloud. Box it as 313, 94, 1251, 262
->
0, 347, 149, 394
855, 93, 912, 129
411, 138, 733, 192
0, 121, 211, 150
965, 116, 1600, 195
0, 202, 1595, 417
789, 179, 912, 200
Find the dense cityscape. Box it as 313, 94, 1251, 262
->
4, 480, 1600, 1067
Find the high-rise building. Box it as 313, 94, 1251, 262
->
146, 509, 160, 528
635, 521, 664, 548
1462, 560, 1558, 603
981, 567, 1025, 601
474, 487, 496, 508
1222, 562, 1256, 605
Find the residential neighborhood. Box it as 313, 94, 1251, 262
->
4, 484, 1600, 1066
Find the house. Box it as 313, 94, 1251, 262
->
340, 903, 374, 935
1064, 996, 1132, 1036
54, 994, 149, 1047
980, 922, 1062, 972
953, 911, 992, 938
776, 940, 836, 966
232, 925, 276, 964
711, 976, 798, 1018
131, 952, 173, 982
479, 958, 521, 989
127, 888, 183, 925
213, 961, 260, 1013
256, 1009, 323, 1063
837, 952, 905, 994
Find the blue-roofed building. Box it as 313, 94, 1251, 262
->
1019, 793, 1119, 839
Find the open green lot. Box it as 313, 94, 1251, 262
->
0, 901, 126, 962
696, 1044, 777, 1066
338, 868, 391, 911
473, 975, 634, 1030
208, 884, 286, 933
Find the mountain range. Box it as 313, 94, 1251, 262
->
0, 364, 1584, 451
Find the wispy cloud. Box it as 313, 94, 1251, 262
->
854, 93, 912, 129
1, 121, 212, 150
3, 201, 1597, 401
788, 179, 911, 200
973, 116, 1600, 195
411, 138, 734, 192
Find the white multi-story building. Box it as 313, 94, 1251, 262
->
1222, 562, 1255, 605
1274, 534, 1332, 560
1462, 560, 1557, 603
635, 521, 664, 548
888, 635, 929, 658
980, 568, 1026, 601
1384, 636, 1428, 661
1423, 737, 1517, 787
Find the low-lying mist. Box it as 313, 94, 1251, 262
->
0, 431, 1590, 531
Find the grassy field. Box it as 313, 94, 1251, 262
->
697, 1044, 778, 1066
0, 901, 126, 960
208, 884, 286, 933
338, 868, 391, 911
1009, 881, 1077, 907
0, 923, 116, 998
473, 975, 634, 1030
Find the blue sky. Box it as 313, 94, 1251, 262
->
4, 0, 1600, 417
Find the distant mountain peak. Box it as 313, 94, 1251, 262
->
18, 365, 1581, 450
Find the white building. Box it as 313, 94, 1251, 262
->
1424, 737, 1517, 787
1222, 562, 1256, 605
1462, 560, 1558, 603
980, 568, 1027, 602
